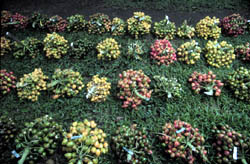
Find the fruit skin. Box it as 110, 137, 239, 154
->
117, 69, 152, 109
96, 38, 120, 60
0, 69, 17, 96
150, 39, 177, 66
212, 124, 250, 164
43, 32, 69, 59
153, 16, 176, 40
111, 124, 153, 164
159, 120, 208, 164
62, 119, 108, 164
14, 115, 63, 163
188, 71, 224, 96
227, 67, 250, 102
87, 13, 111, 34
17, 68, 48, 101
86, 75, 111, 102
177, 40, 201, 65
196, 16, 221, 40
220, 13, 247, 37
127, 12, 152, 39
47, 68, 84, 99
205, 40, 235, 68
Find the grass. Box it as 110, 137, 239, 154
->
104, 0, 250, 12
1, 27, 250, 163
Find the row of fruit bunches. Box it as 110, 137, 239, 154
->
1, 115, 249, 164
1, 11, 250, 39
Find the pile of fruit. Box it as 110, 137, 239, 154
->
127, 12, 152, 39
1, 10, 12, 30
159, 120, 208, 164
111, 124, 153, 164
11, 13, 28, 30
43, 32, 69, 59
86, 75, 111, 102
205, 40, 235, 68
17, 68, 48, 101
13, 37, 43, 59
153, 75, 182, 99
177, 40, 201, 64
29, 12, 48, 30
111, 17, 126, 36
87, 13, 111, 34
69, 38, 94, 58
150, 39, 177, 65
188, 71, 224, 96
227, 67, 250, 102
220, 14, 247, 37
127, 40, 146, 60
67, 14, 87, 32
177, 20, 195, 39
153, 16, 176, 40
62, 119, 108, 164
196, 16, 221, 40
96, 38, 120, 60
47, 69, 84, 99
212, 124, 250, 164
14, 115, 63, 164
46, 15, 68, 32
1, 37, 12, 56
117, 69, 152, 109
0, 69, 17, 95
235, 42, 250, 61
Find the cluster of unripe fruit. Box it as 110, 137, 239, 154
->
117, 69, 152, 109
205, 40, 235, 68
159, 120, 208, 164
0, 69, 16, 95
62, 119, 108, 164
86, 75, 111, 102
153, 16, 176, 40
188, 71, 224, 96
177, 20, 195, 39
150, 39, 177, 65
67, 14, 86, 32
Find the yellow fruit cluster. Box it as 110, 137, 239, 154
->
62, 119, 108, 164
111, 17, 126, 36
96, 38, 120, 60
177, 20, 195, 39
1, 37, 11, 56
205, 40, 235, 68
196, 16, 221, 40
43, 32, 69, 59
86, 75, 111, 102
127, 12, 152, 39
48, 69, 84, 99
17, 68, 48, 101
177, 40, 201, 64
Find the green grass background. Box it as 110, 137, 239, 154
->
1, 26, 250, 163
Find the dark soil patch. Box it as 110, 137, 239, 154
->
2, 0, 250, 25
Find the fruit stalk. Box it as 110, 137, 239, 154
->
18, 147, 30, 164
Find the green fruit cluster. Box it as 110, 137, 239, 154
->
177, 20, 195, 39
14, 115, 63, 164
67, 14, 87, 32
29, 12, 48, 30
111, 124, 152, 164
62, 119, 108, 164
227, 67, 250, 102
47, 68, 84, 99
153, 16, 176, 40
69, 38, 94, 58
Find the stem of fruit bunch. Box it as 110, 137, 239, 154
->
242, 158, 248, 164
134, 88, 150, 101
18, 147, 30, 164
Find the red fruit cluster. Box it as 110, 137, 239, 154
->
46, 15, 68, 32
188, 71, 224, 96
117, 70, 152, 109
235, 42, 250, 61
150, 39, 177, 65
160, 120, 207, 164
212, 125, 250, 164
11, 13, 28, 30
220, 14, 247, 37
0, 69, 16, 95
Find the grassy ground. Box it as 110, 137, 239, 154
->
1, 27, 250, 163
